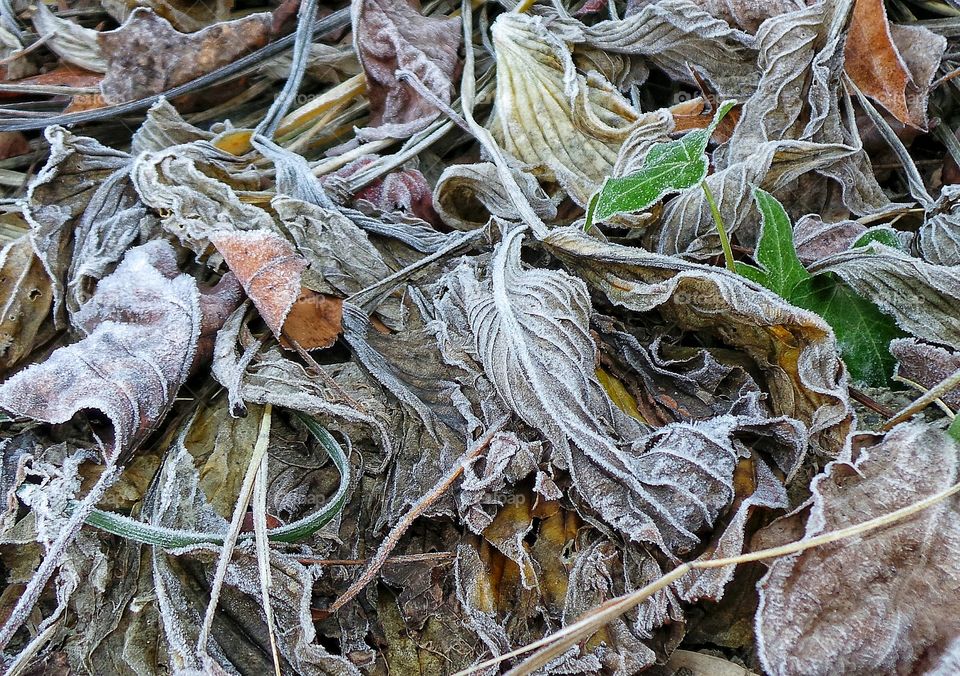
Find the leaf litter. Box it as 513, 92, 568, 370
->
2, 0, 960, 674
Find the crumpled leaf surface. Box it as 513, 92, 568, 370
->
98, 8, 273, 105
0, 241, 240, 458
757, 421, 960, 675
352, 0, 461, 140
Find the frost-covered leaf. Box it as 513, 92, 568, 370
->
757, 421, 960, 675
98, 8, 273, 104
0, 241, 241, 459
545, 226, 852, 453
919, 184, 960, 266
433, 162, 558, 231
844, 0, 946, 130
100, 0, 233, 32
580, 0, 758, 97
211, 230, 306, 339
131, 99, 216, 155
891, 338, 960, 409
31, 4, 106, 73
587, 101, 734, 226
352, 0, 460, 140
452, 228, 755, 555
0, 237, 53, 374
130, 142, 274, 256
24, 127, 130, 322
488, 12, 640, 205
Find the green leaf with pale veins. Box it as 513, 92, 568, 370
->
738, 188, 903, 386
585, 100, 735, 227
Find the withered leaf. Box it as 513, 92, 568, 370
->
891, 338, 960, 409
31, 4, 106, 73
488, 12, 640, 205
757, 421, 960, 674
0, 237, 53, 374
101, 0, 233, 33
352, 0, 461, 140
280, 289, 343, 351
0, 241, 241, 458
211, 229, 307, 339
844, 0, 946, 130
545, 226, 852, 454
449, 228, 753, 555
98, 8, 272, 105
24, 127, 130, 323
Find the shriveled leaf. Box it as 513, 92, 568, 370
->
488, 12, 640, 205
31, 4, 106, 73
24, 127, 130, 322
451, 228, 754, 555
433, 162, 558, 231
757, 421, 960, 674
211, 229, 307, 339
352, 0, 461, 140
98, 8, 273, 105
0, 237, 53, 373
588, 101, 734, 226
844, 0, 946, 130
0, 241, 241, 458
130, 142, 274, 256
544, 226, 852, 453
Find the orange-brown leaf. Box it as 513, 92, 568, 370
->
280, 288, 343, 351
211, 230, 306, 339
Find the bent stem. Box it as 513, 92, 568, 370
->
701, 180, 736, 272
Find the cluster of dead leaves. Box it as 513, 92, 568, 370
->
0, 0, 960, 674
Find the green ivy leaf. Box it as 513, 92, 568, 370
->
739, 188, 903, 386
585, 100, 735, 227
851, 227, 902, 251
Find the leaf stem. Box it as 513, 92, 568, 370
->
701, 180, 736, 272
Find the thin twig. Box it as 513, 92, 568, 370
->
320, 414, 510, 617
883, 367, 960, 430
297, 552, 455, 566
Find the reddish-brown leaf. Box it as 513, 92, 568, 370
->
844, 0, 945, 130
352, 0, 461, 140
280, 288, 343, 351
210, 230, 307, 340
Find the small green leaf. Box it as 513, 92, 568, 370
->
740, 188, 903, 386
737, 188, 809, 297
586, 100, 735, 226
791, 273, 903, 387
851, 227, 902, 251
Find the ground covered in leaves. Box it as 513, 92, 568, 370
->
1, 0, 960, 674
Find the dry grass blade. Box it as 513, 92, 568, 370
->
253, 441, 282, 676
883, 367, 960, 430
198, 403, 273, 661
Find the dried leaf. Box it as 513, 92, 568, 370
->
0, 237, 53, 373
211, 229, 307, 339
130, 142, 274, 256
433, 162, 558, 231
0, 241, 241, 458
844, 0, 946, 130
352, 0, 461, 140
545, 226, 852, 453
891, 338, 960, 409
101, 0, 234, 33
451, 228, 757, 555
756, 421, 960, 674
24, 127, 130, 322
281, 289, 343, 351
98, 8, 272, 105
30, 4, 106, 73
489, 12, 640, 205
